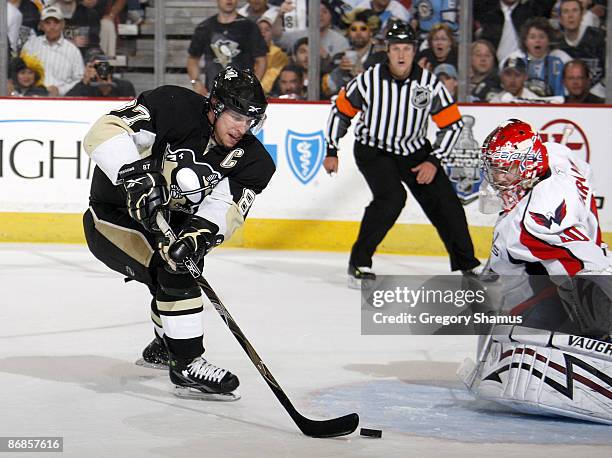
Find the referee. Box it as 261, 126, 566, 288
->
324, 21, 480, 288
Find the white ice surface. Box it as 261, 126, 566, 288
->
0, 245, 610, 458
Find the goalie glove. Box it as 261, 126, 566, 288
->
160, 216, 217, 273
118, 159, 169, 233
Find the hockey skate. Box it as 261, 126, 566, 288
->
348, 264, 376, 290
170, 356, 241, 401
135, 335, 169, 370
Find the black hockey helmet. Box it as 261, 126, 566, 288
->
210, 66, 267, 133
385, 21, 417, 46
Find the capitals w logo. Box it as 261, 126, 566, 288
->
285, 130, 325, 185
529, 200, 567, 229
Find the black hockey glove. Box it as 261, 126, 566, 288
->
161, 216, 218, 273
118, 159, 169, 233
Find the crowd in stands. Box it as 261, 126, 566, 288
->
6, 0, 137, 97
5, 0, 608, 103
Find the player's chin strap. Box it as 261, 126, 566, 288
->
458, 324, 612, 425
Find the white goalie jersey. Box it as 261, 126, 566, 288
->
459, 142, 612, 425
489, 142, 609, 277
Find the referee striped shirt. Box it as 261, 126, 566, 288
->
326, 63, 463, 162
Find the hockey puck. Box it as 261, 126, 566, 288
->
360, 428, 382, 438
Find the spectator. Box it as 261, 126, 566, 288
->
17, 0, 40, 33
66, 47, 135, 97
238, 0, 279, 23
476, 0, 534, 65
490, 57, 539, 102
8, 52, 48, 96
7, 0, 23, 55
562, 59, 604, 103
83, 0, 126, 58
271, 0, 301, 40
322, 8, 384, 97
416, 23, 457, 71
271, 64, 306, 99
434, 63, 458, 99
505, 17, 570, 97
56, 0, 101, 56
290, 37, 333, 91
413, 0, 459, 38
257, 17, 289, 95
353, 0, 411, 29
278, 1, 350, 61
21, 5, 84, 96
551, 0, 605, 29
187, 0, 268, 95
292, 36, 309, 75
557, 0, 605, 97
470, 39, 501, 102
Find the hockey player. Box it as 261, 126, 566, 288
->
459, 119, 612, 424
82, 67, 275, 400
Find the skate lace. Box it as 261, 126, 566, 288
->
187, 358, 228, 383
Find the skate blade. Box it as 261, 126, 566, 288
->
135, 358, 169, 370
173, 386, 241, 402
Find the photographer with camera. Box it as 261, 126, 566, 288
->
67, 47, 135, 97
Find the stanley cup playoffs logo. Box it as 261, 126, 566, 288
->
445, 115, 483, 205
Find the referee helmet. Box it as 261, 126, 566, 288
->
385, 21, 417, 46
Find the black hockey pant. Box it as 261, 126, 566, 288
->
349, 142, 480, 272
83, 203, 204, 360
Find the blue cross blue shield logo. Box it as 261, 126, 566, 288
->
285, 130, 325, 185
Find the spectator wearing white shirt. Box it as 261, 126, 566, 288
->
21, 5, 84, 96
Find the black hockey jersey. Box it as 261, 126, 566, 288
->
87, 85, 275, 242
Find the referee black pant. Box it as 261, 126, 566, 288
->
350, 142, 480, 272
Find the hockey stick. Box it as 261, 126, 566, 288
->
156, 213, 360, 438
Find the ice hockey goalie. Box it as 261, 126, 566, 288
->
458, 119, 612, 424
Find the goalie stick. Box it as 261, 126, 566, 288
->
156, 213, 360, 438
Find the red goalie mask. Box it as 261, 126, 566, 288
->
481, 119, 549, 212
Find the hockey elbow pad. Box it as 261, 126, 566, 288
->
167, 216, 218, 272
119, 160, 169, 232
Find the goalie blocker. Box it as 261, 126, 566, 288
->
458, 324, 612, 425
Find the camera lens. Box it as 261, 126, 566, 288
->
94, 61, 111, 79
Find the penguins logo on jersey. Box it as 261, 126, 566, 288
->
416, 0, 433, 20
163, 146, 222, 213
211, 38, 241, 67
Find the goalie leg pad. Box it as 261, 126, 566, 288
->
468, 326, 612, 425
